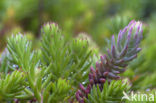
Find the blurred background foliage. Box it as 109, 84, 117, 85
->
0, 0, 156, 93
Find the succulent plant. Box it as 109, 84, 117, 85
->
76, 20, 143, 103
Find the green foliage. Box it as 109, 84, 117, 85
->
7, 34, 34, 71
48, 78, 70, 102
0, 70, 26, 101
0, 22, 94, 102
41, 23, 93, 86
85, 80, 130, 103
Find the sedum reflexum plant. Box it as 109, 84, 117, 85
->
0, 22, 93, 103
40, 23, 93, 86
76, 20, 143, 103
0, 20, 144, 103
